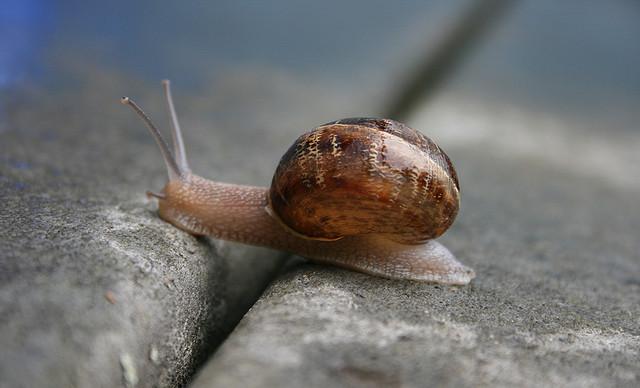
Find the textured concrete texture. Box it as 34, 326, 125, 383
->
190, 93, 640, 388
0, 71, 305, 388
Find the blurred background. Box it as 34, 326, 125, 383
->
2, 0, 639, 125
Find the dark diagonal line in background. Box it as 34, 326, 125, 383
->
385, 0, 518, 121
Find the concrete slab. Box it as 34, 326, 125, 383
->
190, 95, 640, 388
0, 72, 289, 388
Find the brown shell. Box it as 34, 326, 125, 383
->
267, 118, 460, 244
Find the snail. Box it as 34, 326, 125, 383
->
121, 80, 475, 285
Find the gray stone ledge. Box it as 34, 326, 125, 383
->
0, 79, 287, 388
190, 122, 640, 388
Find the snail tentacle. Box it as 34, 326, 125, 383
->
162, 79, 191, 174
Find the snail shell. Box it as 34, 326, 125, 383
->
268, 118, 460, 244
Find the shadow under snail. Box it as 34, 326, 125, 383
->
121, 80, 475, 285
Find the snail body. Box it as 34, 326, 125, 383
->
122, 81, 475, 285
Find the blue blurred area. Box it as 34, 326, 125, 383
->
1, 0, 639, 128
0, 0, 54, 87
456, 0, 640, 118
48, 0, 452, 87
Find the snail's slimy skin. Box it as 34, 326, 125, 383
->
122, 82, 476, 285
157, 175, 474, 285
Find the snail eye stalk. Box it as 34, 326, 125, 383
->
120, 96, 182, 181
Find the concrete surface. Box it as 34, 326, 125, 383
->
0, 72, 294, 388
190, 93, 640, 388
2, 67, 638, 388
